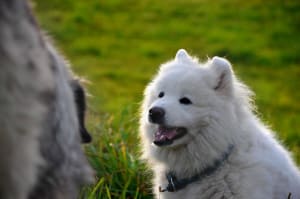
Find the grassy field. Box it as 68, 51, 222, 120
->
33, 0, 300, 198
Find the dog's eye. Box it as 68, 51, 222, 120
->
158, 92, 164, 98
179, 97, 192, 105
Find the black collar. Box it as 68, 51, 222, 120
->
159, 144, 234, 193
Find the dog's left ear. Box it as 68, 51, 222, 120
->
210, 56, 233, 95
71, 80, 92, 143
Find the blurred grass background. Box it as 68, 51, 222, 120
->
33, 0, 300, 198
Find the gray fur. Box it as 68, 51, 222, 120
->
0, 0, 93, 198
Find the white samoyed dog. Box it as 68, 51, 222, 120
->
140, 49, 300, 199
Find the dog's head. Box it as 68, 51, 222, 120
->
141, 49, 253, 153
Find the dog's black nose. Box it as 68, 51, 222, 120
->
149, 107, 165, 124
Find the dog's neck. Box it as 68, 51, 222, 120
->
159, 144, 234, 193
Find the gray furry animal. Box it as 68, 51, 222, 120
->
0, 0, 93, 198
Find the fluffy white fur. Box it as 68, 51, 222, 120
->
140, 49, 300, 199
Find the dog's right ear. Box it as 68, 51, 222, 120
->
210, 56, 233, 96
175, 49, 191, 63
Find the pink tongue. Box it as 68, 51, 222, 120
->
154, 127, 177, 142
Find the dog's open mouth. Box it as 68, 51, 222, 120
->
153, 126, 187, 146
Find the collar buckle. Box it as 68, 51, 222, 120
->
159, 172, 178, 192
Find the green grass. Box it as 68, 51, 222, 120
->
80, 108, 151, 199
33, 0, 300, 198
